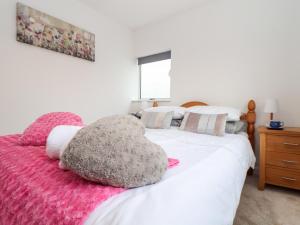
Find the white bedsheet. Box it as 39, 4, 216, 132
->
85, 128, 256, 225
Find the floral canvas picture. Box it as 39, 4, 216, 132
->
16, 3, 95, 62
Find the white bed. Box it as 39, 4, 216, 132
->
85, 128, 256, 225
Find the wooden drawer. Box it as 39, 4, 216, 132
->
266, 151, 300, 170
267, 135, 300, 154
266, 167, 300, 190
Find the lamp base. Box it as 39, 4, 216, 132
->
270, 113, 274, 121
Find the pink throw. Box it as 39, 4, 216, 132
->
0, 135, 179, 225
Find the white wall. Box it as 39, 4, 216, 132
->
134, 0, 300, 128
0, 0, 139, 134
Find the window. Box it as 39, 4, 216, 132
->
138, 51, 171, 99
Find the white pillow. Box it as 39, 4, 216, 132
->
142, 106, 186, 120
187, 106, 241, 121
46, 125, 83, 159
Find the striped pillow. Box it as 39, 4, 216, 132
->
141, 111, 173, 129
180, 112, 227, 136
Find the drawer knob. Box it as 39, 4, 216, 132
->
283, 142, 299, 146
282, 160, 298, 164
281, 176, 297, 181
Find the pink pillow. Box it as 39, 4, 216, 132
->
19, 112, 84, 146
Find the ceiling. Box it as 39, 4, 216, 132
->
80, 0, 207, 30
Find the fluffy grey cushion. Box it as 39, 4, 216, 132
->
61, 115, 168, 188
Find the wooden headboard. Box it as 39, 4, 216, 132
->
180, 100, 256, 149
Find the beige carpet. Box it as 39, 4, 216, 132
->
234, 175, 300, 225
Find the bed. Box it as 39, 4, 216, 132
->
0, 100, 256, 225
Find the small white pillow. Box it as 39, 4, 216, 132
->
46, 125, 83, 159
187, 106, 241, 121
142, 106, 186, 120
141, 111, 173, 129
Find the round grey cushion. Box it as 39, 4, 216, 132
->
61, 115, 168, 188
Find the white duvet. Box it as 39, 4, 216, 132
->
85, 128, 256, 225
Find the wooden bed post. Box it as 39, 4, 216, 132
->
246, 99, 256, 175
152, 100, 158, 107
246, 100, 256, 149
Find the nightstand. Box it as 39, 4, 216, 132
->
258, 127, 300, 190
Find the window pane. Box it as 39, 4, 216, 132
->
140, 59, 171, 99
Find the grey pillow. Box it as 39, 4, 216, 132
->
61, 115, 168, 188
225, 121, 247, 134
171, 119, 182, 127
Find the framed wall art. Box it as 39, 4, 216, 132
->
16, 3, 95, 62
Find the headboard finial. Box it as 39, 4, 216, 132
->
248, 100, 256, 111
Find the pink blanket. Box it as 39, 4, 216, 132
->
0, 134, 179, 225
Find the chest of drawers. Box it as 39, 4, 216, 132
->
258, 127, 300, 190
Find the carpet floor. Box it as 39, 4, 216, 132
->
234, 175, 300, 225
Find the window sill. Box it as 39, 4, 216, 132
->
131, 99, 171, 103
